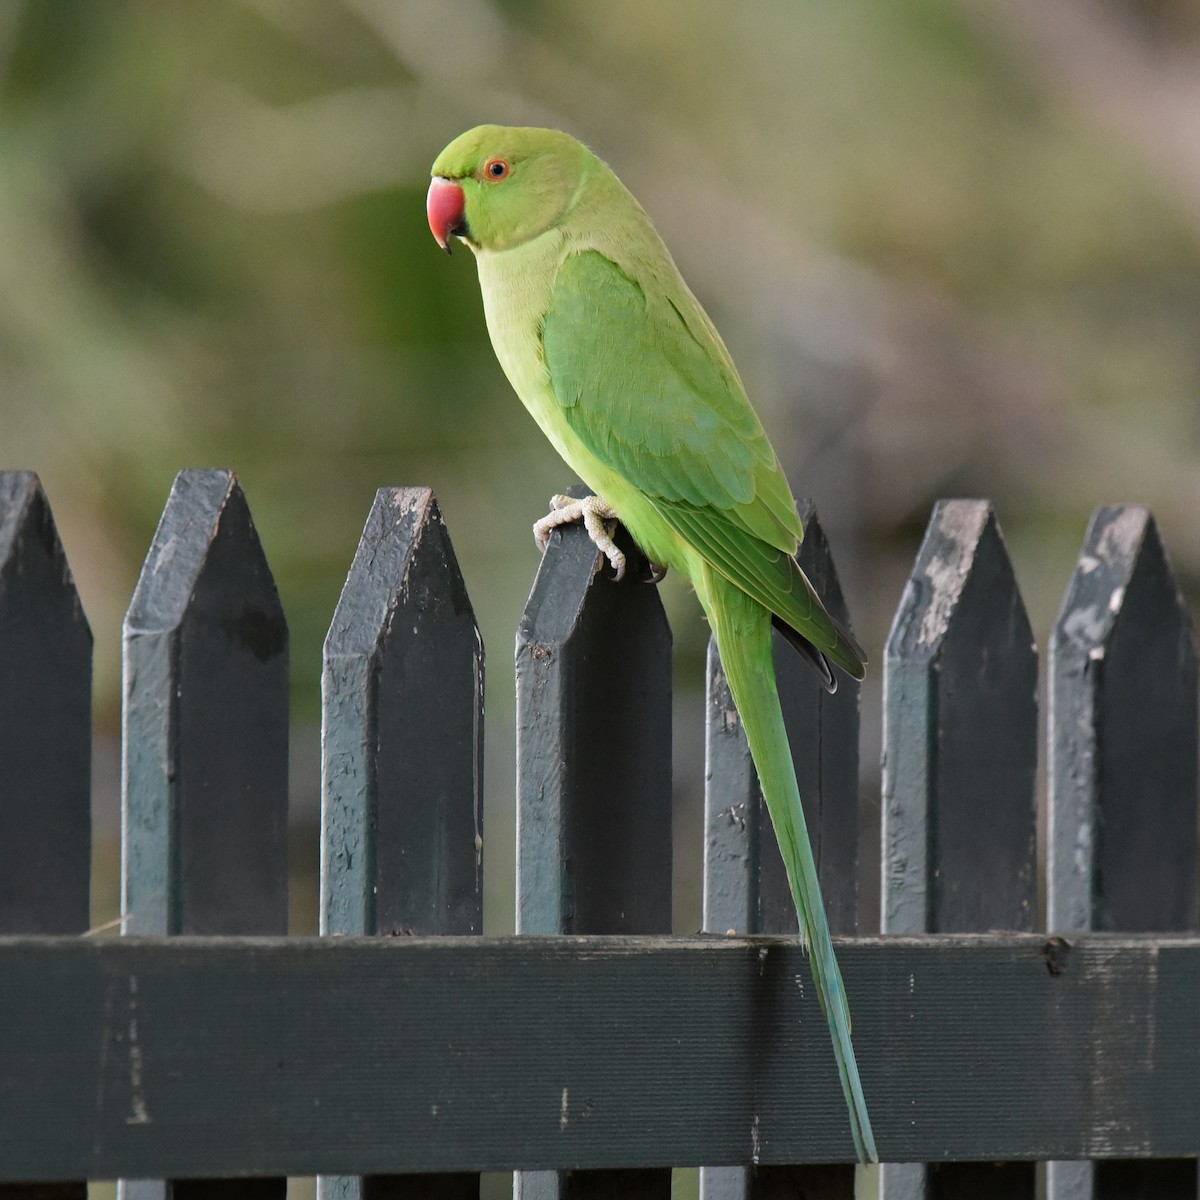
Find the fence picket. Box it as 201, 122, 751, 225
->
120, 469, 288, 1200
515, 488, 673, 1200
879, 500, 1037, 1199
0, 473, 91, 1200
1046, 506, 1199, 1200
700, 502, 860, 1200
319, 487, 484, 1200
0, 473, 92, 934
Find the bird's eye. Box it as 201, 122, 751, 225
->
484, 158, 509, 180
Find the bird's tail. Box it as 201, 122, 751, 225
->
705, 574, 878, 1165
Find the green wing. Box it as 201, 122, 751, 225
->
542, 249, 864, 677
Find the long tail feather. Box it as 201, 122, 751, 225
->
707, 574, 878, 1164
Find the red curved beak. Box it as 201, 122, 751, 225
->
427, 177, 466, 255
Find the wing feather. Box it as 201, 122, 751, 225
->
542, 249, 864, 677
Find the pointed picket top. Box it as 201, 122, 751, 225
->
1049, 505, 1198, 936
886, 500, 998, 658
0, 472, 92, 936
0, 473, 91, 649
122, 469, 288, 939
322, 486, 484, 940
1052, 505, 1188, 659
125, 470, 285, 645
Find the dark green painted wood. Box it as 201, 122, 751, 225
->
515, 487, 673, 937
882, 501, 1037, 936
321, 487, 483, 938
1047, 507, 1199, 1200
319, 487, 483, 1200
0, 473, 92, 936
880, 501, 1038, 1200
701, 502, 859, 1200
0, 476, 89, 1197
516, 488, 672, 1198
1048, 506, 1198, 933
703, 501, 860, 941
122, 470, 289, 937
121, 470, 288, 1200
0, 934, 1196, 1179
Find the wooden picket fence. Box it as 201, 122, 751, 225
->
0, 467, 1197, 1200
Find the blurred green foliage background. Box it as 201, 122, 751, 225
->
4, 0, 1200, 949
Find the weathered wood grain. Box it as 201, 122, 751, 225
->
882, 500, 1037, 937
122, 469, 289, 938
0, 934, 1195, 1182
321, 487, 484, 939
515, 486, 673, 938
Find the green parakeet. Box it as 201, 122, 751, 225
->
428, 125, 876, 1164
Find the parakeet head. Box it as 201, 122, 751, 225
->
427, 125, 590, 254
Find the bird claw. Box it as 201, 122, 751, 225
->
646, 561, 668, 584
532, 493, 627, 580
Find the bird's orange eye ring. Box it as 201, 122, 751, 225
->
484, 158, 510, 181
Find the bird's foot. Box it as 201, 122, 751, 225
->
533, 493, 627, 581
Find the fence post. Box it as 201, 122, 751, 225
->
515, 488, 673, 1200
319, 487, 484, 1200
700, 501, 860, 1200
120, 469, 288, 1200
879, 500, 1037, 1200
1046, 506, 1198, 1200
0, 473, 92, 1200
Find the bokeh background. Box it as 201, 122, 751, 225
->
5, 0, 1200, 1125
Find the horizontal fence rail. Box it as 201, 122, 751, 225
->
1, 934, 1199, 1180
0, 469, 1196, 1194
